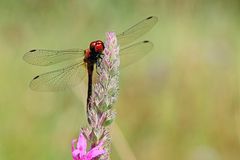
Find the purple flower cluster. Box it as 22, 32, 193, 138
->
72, 133, 105, 160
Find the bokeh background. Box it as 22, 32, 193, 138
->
0, 0, 239, 160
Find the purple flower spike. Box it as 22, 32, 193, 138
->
72, 133, 106, 160
72, 32, 120, 160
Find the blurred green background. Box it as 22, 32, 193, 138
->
0, 0, 239, 160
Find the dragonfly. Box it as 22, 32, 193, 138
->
23, 16, 158, 107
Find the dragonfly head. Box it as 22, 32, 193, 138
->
90, 40, 105, 53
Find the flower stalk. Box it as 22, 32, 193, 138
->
72, 32, 120, 160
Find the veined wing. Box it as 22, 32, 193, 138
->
23, 49, 85, 66
120, 40, 153, 68
117, 16, 158, 47
30, 62, 86, 91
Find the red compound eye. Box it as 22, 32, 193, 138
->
95, 41, 105, 52
95, 44, 104, 52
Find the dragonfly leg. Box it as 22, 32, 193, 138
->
96, 65, 101, 76
98, 53, 104, 65
95, 54, 104, 75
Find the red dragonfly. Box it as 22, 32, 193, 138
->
23, 16, 158, 105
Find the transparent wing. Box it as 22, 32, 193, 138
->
30, 62, 86, 91
120, 40, 153, 68
23, 49, 85, 66
117, 16, 158, 47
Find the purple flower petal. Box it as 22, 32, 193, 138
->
72, 149, 80, 157
77, 133, 87, 156
86, 141, 106, 159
